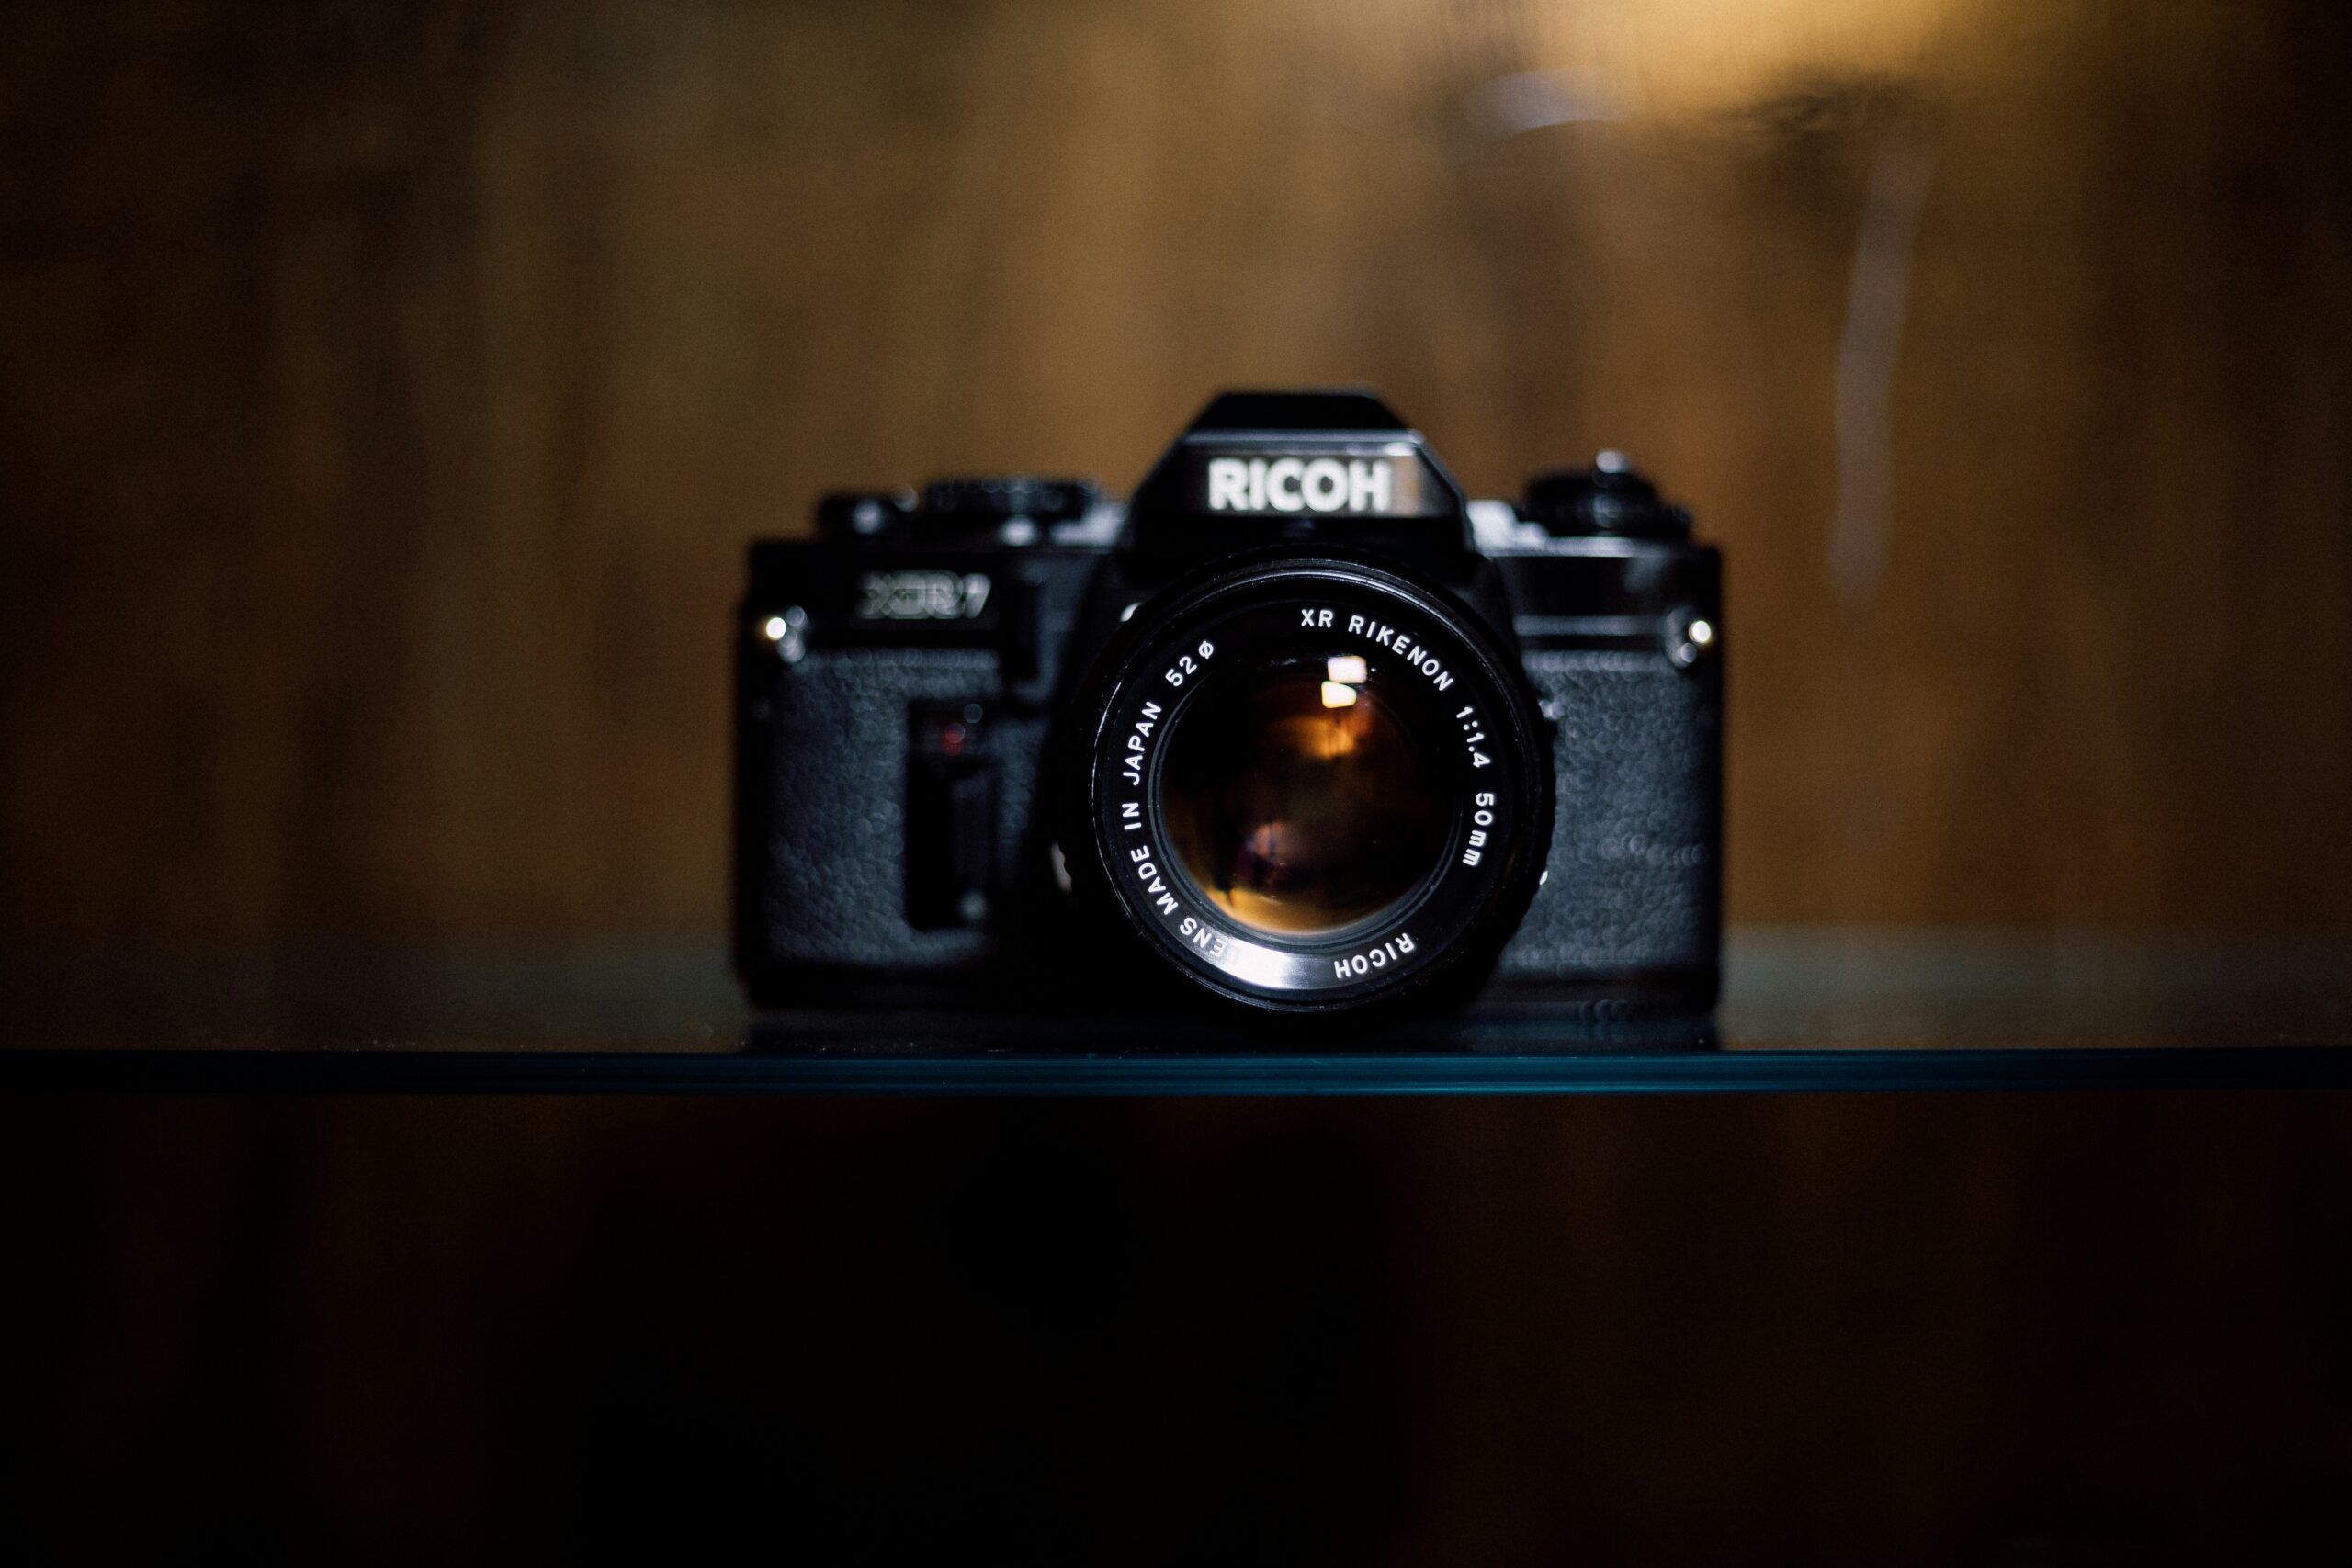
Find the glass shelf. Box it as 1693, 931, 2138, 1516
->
3, 930, 2347, 1095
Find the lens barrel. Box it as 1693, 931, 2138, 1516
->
1063, 553, 1554, 1020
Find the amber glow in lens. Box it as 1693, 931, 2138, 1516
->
1159, 662, 1446, 937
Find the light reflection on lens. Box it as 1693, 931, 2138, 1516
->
1160, 659, 1446, 937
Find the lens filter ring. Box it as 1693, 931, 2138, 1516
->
1067, 552, 1554, 1018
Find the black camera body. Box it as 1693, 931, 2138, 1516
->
736, 391, 1721, 1021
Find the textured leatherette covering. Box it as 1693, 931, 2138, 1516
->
1497, 650, 1721, 981
752, 648, 1040, 972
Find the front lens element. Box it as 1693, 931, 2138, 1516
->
1159, 659, 1448, 937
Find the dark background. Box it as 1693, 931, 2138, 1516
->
3, 1, 2349, 1558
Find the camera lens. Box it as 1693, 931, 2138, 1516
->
1159, 660, 1446, 937
1065, 553, 1555, 1020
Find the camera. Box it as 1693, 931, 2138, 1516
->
735, 390, 1721, 1021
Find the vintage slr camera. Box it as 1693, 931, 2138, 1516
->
736, 391, 1721, 1021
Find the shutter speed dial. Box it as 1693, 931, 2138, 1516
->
1522, 452, 1691, 539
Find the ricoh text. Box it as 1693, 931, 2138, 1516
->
1206, 457, 1397, 514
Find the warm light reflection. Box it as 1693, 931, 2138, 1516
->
1320, 680, 1359, 710
1322, 0, 1960, 129
1520, 0, 1959, 118
1326, 655, 1369, 685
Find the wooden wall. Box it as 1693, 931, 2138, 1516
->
4, 0, 2348, 937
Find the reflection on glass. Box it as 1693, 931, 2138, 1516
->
1160, 658, 1446, 937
